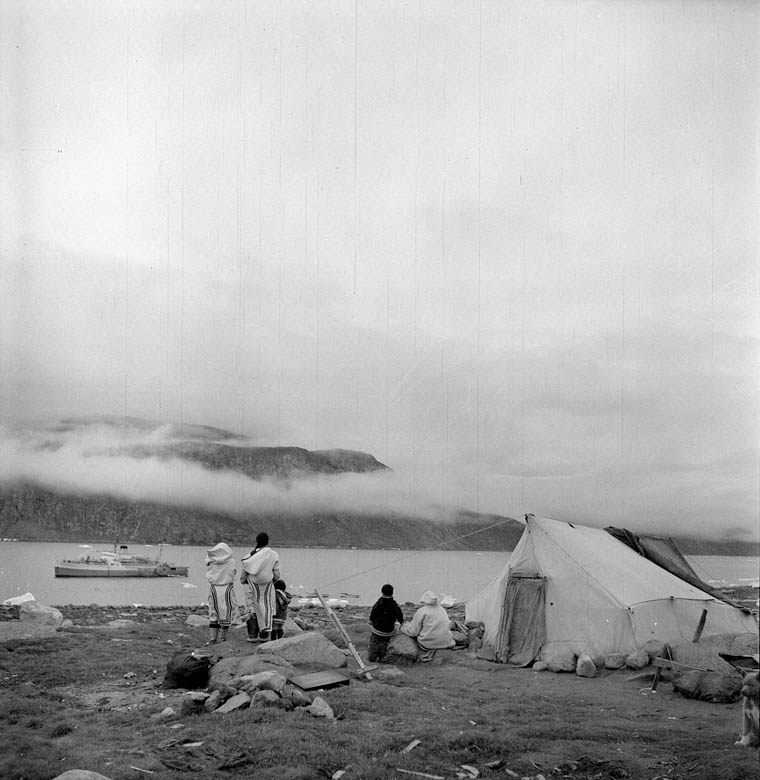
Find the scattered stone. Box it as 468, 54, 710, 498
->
180, 691, 209, 716
51, 771, 114, 780
589, 654, 605, 669
203, 690, 223, 713
150, 706, 176, 721
543, 647, 576, 672
282, 683, 313, 708
257, 632, 348, 668
575, 653, 597, 678
604, 653, 627, 670
106, 619, 136, 629
185, 614, 207, 627
304, 695, 334, 719
251, 689, 283, 707
642, 639, 667, 661
626, 648, 650, 670
372, 666, 405, 682
213, 692, 251, 714
232, 670, 287, 695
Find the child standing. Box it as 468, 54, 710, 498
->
271, 578, 292, 640
204, 542, 238, 645
368, 583, 405, 662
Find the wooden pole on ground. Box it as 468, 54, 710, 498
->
314, 589, 373, 680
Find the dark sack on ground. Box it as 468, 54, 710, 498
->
163, 651, 213, 689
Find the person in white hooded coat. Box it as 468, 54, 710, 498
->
400, 590, 455, 661
205, 542, 238, 644
240, 531, 281, 642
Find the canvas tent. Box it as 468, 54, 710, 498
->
465, 515, 758, 666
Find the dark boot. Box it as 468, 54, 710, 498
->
246, 616, 259, 640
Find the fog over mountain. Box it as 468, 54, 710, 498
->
0, 417, 443, 519
0, 416, 756, 555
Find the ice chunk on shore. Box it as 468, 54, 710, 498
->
3, 592, 36, 605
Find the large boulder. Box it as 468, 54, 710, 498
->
384, 633, 420, 665
542, 647, 576, 673
51, 773, 113, 780
576, 653, 597, 678
670, 634, 758, 674
673, 670, 743, 703
231, 671, 287, 695
19, 602, 64, 627
304, 695, 334, 719
257, 632, 347, 668
604, 653, 627, 670
626, 648, 650, 670
208, 654, 296, 689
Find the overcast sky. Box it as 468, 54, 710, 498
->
1, 1, 758, 541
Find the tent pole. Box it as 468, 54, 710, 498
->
692, 608, 708, 643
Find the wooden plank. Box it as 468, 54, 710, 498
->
651, 655, 710, 692
652, 657, 708, 672
315, 589, 373, 680
289, 670, 351, 691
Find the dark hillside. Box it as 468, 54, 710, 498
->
0, 484, 524, 550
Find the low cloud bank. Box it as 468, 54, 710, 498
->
0, 421, 449, 520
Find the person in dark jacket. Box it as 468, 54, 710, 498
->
271, 578, 292, 640
368, 583, 405, 662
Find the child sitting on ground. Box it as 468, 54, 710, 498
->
368, 583, 405, 662
271, 578, 292, 640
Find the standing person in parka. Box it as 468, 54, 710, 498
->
240, 532, 280, 642
204, 542, 238, 645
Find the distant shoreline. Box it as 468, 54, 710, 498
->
41, 584, 760, 620
3, 538, 759, 556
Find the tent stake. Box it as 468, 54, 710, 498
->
315, 589, 373, 680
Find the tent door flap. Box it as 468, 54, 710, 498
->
496, 575, 546, 666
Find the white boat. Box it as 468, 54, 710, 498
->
54, 544, 188, 578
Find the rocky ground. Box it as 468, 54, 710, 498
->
1, 590, 758, 780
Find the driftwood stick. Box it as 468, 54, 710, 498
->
315, 589, 373, 680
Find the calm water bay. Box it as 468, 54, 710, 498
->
0, 542, 757, 608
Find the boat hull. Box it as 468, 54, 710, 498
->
54, 562, 188, 578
